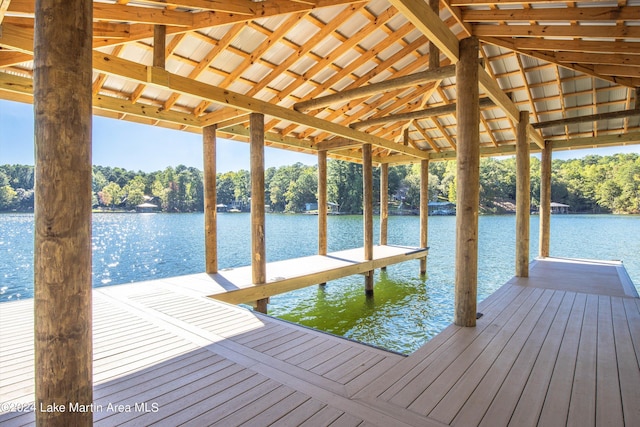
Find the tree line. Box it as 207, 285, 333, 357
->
1, 152, 639, 214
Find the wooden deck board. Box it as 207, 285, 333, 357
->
1, 257, 638, 426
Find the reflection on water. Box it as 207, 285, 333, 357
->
1, 212, 639, 354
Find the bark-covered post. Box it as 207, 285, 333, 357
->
363, 143, 374, 295
250, 113, 267, 312
203, 125, 218, 274
420, 159, 429, 275
539, 141, 552, 258
454, 37, 480, 327
516, 110, 530, 277
34, 0, 93, 425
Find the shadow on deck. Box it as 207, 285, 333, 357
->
1, 257, 638, 426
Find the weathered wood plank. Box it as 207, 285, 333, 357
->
611, 297, 640, 425
595, 296, 624, 427
566, 294, 599, 426
478, 292, 575, 427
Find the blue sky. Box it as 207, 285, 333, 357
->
0, 100, 316, 173
1, 99, 639, 172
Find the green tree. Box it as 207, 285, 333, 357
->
123, 176, 146, 208
100, 182, 123, 208
0, 185, 18, 210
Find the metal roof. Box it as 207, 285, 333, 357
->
1, 0, 639, 163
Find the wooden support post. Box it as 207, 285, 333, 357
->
318, 150, 328, 256
380, 163, 389, 246
539, 141, 552, 258
454, 37, 480, 328
429, 0, 440, 70
34, 1, 93, 425
153, 25, 166, 69
203, 125, 217, 274
250, 113, 267, 312
363, 143, 374, 295
380, 163, 389, 271
420, 159, 429, 275
516, 110, 530, 277
318, 150, 328, 286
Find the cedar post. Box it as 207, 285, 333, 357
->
420, 159, 429, 275
454, 37, 480, 327
429, 0, 440, 70
318, 150, 328, 286
318, 150, 328, 256
539, 141, 552, 258
203, 125, 218, 274
153, 25, 166, 69
250, 113, 267, 312
34, 0, 93, 425
380, 163, 389, 247
516, 110, 530, 277
363, 143, 374, 295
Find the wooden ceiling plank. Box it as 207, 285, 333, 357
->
0, 51, 31, 67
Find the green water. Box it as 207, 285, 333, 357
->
1, 213, 639, 354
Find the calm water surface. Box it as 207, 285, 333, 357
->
1, 212, 639, 354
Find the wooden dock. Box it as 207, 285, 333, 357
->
166, 245, 428, 305
1, 257, 638, 426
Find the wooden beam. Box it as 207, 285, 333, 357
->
497, 38, 640, 55
384, 2, 523, 125
153, 25, 166, 69
515, 110, 530, 278
0, 0, 11, 24
351, 97, 495, 129
90, 53, 430, 159
533, 108, 640, 129
293, 65, 456, 112
316, 138, 363, 152
454, 37, 480, 328
463, 6, 640, 22
387, 0, 460, 62
527, 124, 545, 149
363, 143, 374, 295
539, 141, 552, 258
473, 23, 640, 39
203, 125, 217, 274
477, 65, 520, 124
428, 0, 440, 70
34, 0, 93, 424
550, 131, 640, 151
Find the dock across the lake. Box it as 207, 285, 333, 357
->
1, 257, 639, 426
165, 244, 428, 305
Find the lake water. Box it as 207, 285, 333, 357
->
1, 212, 639, 354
